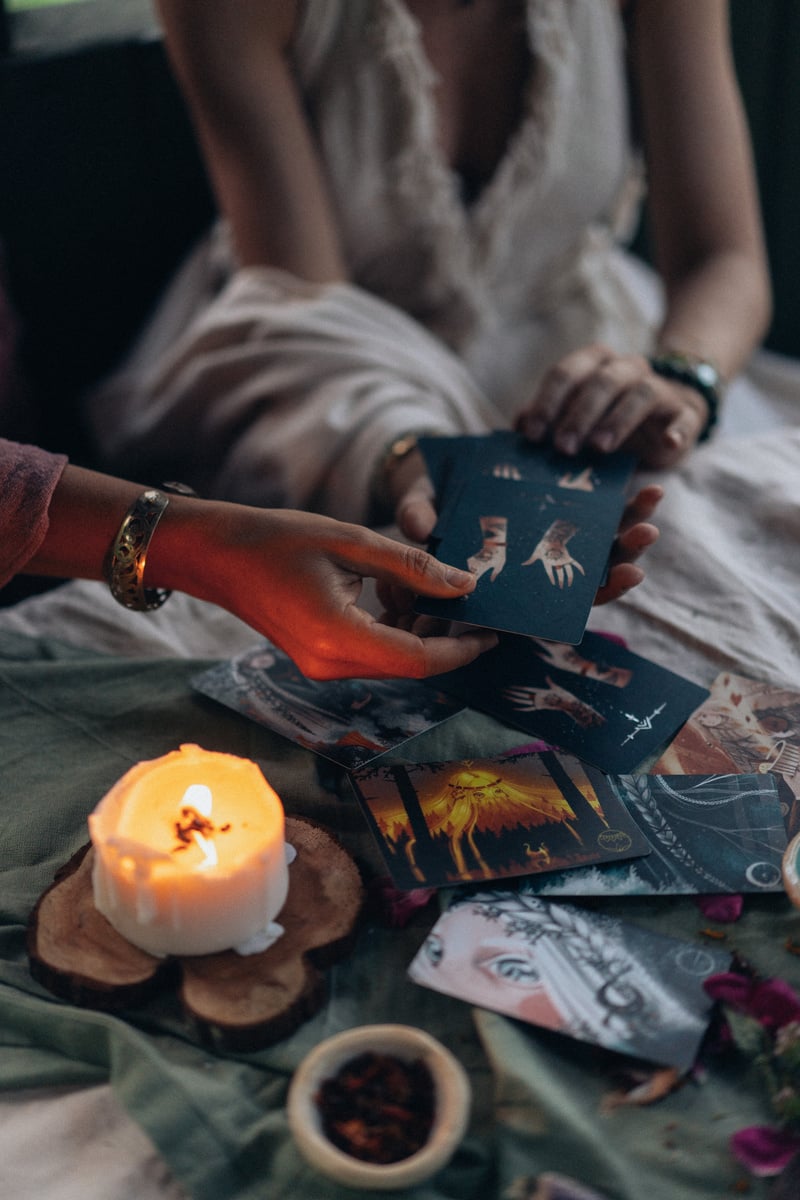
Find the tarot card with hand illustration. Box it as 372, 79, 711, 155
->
349, 749, 651, 890
416, 439, 635, 643
420, 431, 555, 534
420, 430, 633, 512
417, 434, 482, 536
429, 631, 710, 774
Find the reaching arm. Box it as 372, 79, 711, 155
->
21, 461, 497, 680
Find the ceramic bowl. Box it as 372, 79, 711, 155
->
286, 1023, 471, 1190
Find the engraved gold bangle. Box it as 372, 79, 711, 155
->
103, 489, 172, 612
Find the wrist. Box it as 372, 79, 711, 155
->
143, 495, 229, 605
103, 479, 222, 611
649, 349, 724, 442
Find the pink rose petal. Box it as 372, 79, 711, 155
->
694, 894, 743, 923
594, 631, 628, 648
367, 877, 436, 928
730, 1125, 800, 1176
748, 978, 800, 1029
704, 970, 755, 1008
504, 741, 553, 757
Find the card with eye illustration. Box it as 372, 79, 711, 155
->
348, 749, 651, 890
408, 888, 731, 1069
429, 632, 710, 775
416, 438, 635, 643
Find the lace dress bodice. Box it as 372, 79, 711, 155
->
292, 0, 646, 410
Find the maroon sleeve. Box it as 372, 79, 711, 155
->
0, 438, 68, 587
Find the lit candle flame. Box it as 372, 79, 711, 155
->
181, 783, 218, 869
182, 783, 213, 817
193, 831, 218, 870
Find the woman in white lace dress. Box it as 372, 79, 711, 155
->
74, 1, 800, 690
87, 1, 768, 543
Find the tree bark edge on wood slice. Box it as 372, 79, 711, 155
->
27, 816, 365, 1051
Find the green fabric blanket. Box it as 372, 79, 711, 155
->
1, 630, 796, 1200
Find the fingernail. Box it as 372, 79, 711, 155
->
556, 433, 578, 455
444, 567, 474, 588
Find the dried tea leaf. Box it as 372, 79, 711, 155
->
600, 1066, 683, 1113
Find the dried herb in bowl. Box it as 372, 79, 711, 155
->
316, 1051, 436, 1164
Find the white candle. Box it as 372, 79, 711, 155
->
89, 744, 289, 957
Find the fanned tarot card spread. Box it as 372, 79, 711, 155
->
514, 772, 786, 898
407, 889, 730, 1070
429, 631, 710, 775
348, 750, 651, 890
651, 671, 800, 839
415, 432, 636, 643
192, 642, 465, 770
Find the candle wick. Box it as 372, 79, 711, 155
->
174, 806, 215, 845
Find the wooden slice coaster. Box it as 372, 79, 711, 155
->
27, 816, 364, 1052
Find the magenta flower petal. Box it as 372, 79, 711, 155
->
594, 631, 628, 648
730, 1125, 800, 1176
704, 970, 755, 1008
748, 978, 800, 1029
367, 877, 436, 928
504, 741, 553, 757
695, 894, 743, 922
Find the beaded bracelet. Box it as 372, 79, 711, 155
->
103, 489, 172, 612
